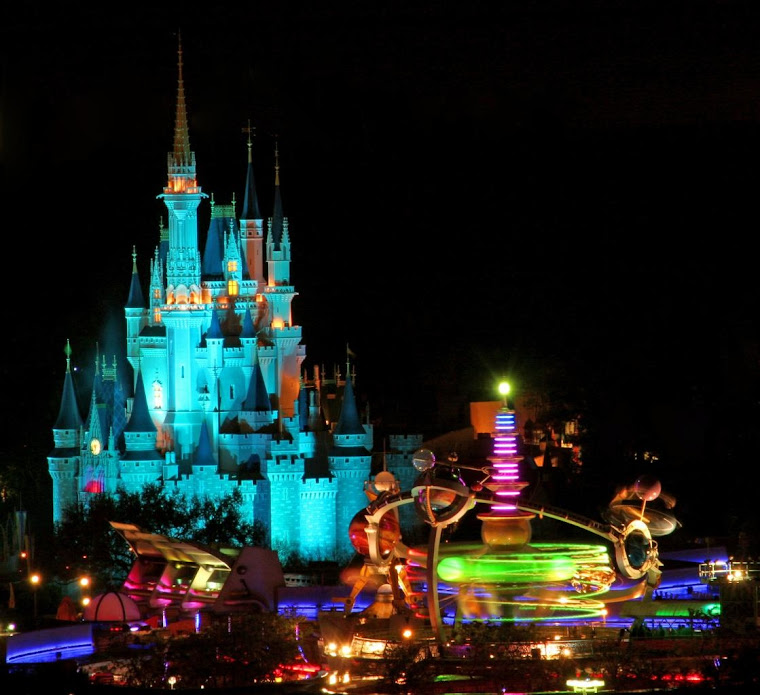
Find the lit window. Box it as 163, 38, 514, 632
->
228, 280, 239, 296
153, 381, 163, 409
227, 260, 238, 273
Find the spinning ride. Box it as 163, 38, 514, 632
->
345, 385, 681, 644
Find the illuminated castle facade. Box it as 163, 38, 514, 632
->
46, 44, 419, 563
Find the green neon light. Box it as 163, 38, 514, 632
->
428, 543, 614, 623
437, 543, 611, 585
438, 555, 576, 583
456, 596, 608, 622
650, 602, 721, 618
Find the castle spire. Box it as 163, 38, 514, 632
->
270, 137, 285, 248
334, 367, 364, 435
126, 245, 145, 309
172, 32, 192, 169
162, 31, 200, 198
241, 120, 261, 220
53, 340, 83, 431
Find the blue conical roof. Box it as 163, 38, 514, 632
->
240, 307, 256, 339
123, 370, 157, 433
55, 369, 83, 430
207, 308, 224, 340
334, 374, 364, 435
243, 359, 270, 412
125, 248, 145, 309
54, 340, 83, 430
194, 421, 216, 465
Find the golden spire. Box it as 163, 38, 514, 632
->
172, 31, 192, 168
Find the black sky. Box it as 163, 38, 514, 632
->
2, 2, 760, 530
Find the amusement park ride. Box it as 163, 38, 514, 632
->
343, 383, 681, 645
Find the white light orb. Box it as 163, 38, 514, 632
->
412, 448, 436, 472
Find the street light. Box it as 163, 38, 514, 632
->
29, 572, 41, 620
79, 575, 92, 607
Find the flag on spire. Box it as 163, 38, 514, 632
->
347, 344, 357, 359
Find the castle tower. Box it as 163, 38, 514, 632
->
239, 122, 265, 286
155, 37, 208, 462
330, 360, 374, 557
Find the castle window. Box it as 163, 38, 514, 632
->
227, 260, 238, 273
153, 381, 163, 409
229, 384, 235, 400
227, 280, 239, 296
153, 288, 161, 299
153, 308, 161, 323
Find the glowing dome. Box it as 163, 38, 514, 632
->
634, 475, 662, 502
82, 591, 141, 622
373, 471, 396, 492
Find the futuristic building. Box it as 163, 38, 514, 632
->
46, 40, 389, 563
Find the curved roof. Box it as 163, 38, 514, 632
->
83, 591, 141, 622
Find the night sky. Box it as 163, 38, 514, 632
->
2, 3, 759, 537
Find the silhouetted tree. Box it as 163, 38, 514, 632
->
49, 483, 267, 588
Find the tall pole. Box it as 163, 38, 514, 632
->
426, 525, 446, 644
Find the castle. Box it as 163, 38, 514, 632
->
46, 41, 422, 563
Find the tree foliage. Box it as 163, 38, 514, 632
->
49, 483, 267, 587
120, 613, 303, 689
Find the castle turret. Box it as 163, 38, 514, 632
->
330, 359, 373, 558
126, 247, 147, 364
120, 367, 164, 491
48, 341, 84, 524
